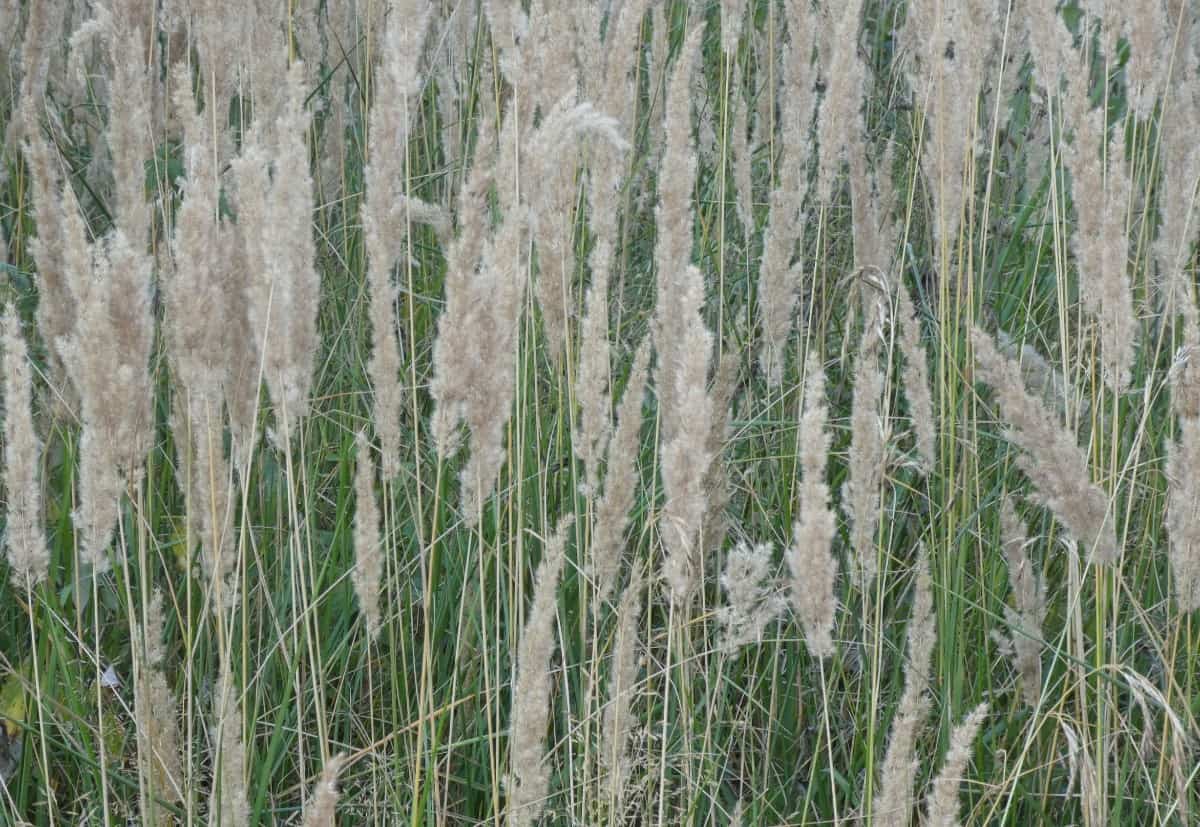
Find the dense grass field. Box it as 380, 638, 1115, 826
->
1, 0, 1198, 824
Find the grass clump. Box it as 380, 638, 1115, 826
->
0, 1, 1198, 825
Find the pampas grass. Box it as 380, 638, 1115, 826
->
789, 352, 838, 658
507, 516, 572, 827
1, 306, 48, 586
971, 325, 1120, 565
2, 2, 1197, 824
